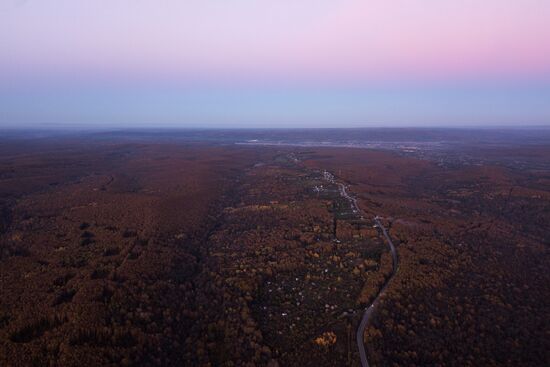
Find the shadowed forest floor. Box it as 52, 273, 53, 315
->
1, 135, 548, 366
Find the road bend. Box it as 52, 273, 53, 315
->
326, 174, 398, 367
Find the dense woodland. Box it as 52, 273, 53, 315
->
305, 148, 550, 366
0, 138, 548, 366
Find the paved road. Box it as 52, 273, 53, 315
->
337, 182, 360, 214
374, 216, 398, 273
355, 217, 398, 367
327, 173, 398, 367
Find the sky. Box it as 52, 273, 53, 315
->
1, 0, 550, 128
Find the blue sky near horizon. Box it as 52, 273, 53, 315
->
1, 1, 550, 128
2, 82, 549, 128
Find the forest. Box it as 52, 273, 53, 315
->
0, 136, 548, 366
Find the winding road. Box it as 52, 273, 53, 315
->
355, 216, 398, 367
326, 172, 399, 367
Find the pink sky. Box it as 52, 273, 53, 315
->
1, 0, 550, 83
1, 1, 549, 127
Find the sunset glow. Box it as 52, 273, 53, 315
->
1, 0, 549, 127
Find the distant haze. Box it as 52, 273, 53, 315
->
1, 1, 549, 128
